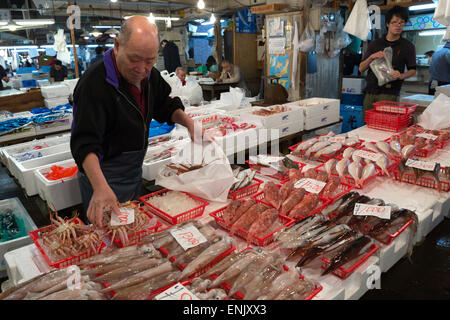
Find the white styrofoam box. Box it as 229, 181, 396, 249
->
34, 159, 81, 211
435, 84, 450, 98
415, 209, 434, 244
36, 79, 50, 87
285, 98, 340, 120
1, 134, 71, 170
342, 77, 366, 95
34, 114, 72, 135
239, 105, 304, 129
19, 73, 33, 81
270, 121, 303, 139
400, 94, 434, 107
9, 143, 70, 179
0, 126, 36, 144
142, 156, 173, 181
429, 202, 445, 233
4, 244, 48, 286
14, 150, 73, 196
349, 256, 379, 300
376, 228, 410, 273
313, 281, 346, 300
40, 83, 70, 99
0, 198, 37, 277
44, 97, 69, 109
313, 122, 343, 136
303, 109, 340, 131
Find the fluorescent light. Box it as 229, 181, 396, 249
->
0, 22, 7, 26
409, 3, 437, 11
210, 14, 216, 24
90, 29, 102, 37
192, 32, 209, 36
92, 25, 121, 29
86, 44, 114, 48
111, 0, 117, 2
124, 15, 179, 21
15, 19, 55, 26
418, 29, 446, 36
149, 12, 156, 24
197, 0, 205, 10
0, 46, 39, 50
40, 45, 79, 48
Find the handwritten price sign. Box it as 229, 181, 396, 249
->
170, 223, 207, 251
416, 133, 438, 141
353, 150, 382, 162
294, 178, 326, 194
353, 203, 391, 220
329, 136, 346, 143
111, 208, 135, 226
405, 159, 436, 172
155, 283, 199, 300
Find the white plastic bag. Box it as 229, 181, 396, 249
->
369, 47, 394, 86
54, 29, 71, 65
156, 140, 235, 202
418, 94, 450, 130
433, 0, 450, 26
299, 21, 315, 53
343, 0, 371, 41
180, 77, 203, 105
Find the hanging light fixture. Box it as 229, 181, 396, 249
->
210, 13, 216, 24
7, 20, 20, 31
80, 30, 90, 40
197, 0, 205, 10
105, 27, 120, 37
90, 28, 102, 37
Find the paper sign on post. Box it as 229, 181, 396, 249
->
294, 178, 326, 194
353, 203, 391, 220
155, 283, 199, 300
416, 133, 438, 141
405, 159, 436, 171
353, 150, 382, 162
170, 223, 207, 251
111, 207, 135, 226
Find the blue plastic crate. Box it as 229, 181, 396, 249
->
16, 67, 37, 74
340, 104, 364, 133
341, 93, 364, 106
21, 79, 37, 88
40, 66, 51, 73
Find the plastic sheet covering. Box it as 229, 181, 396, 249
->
369, 47, 394, 86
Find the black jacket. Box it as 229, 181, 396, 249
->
70, 49, 184, 172
162, 41, 182, 73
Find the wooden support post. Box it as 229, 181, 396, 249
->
68, 1, 79, 78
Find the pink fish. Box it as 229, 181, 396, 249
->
230, 204, 268, 236
289, 194, 320, 220
263, 181, 281, 209
321, 175, 341, 199
303, 168, 318, 179
222, 200, 242, 226
246, 208, 278, 246
315, 171, 328, 182
280, 188, 306, 216
280, 181, 294, 203
228, 199, 256, 225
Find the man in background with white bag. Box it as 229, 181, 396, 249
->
358, 6, 416, 117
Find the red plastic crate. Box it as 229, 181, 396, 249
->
209, 203, 295, 247
228, 177, 263, 200
321, 243, 379, 279
392, 167, 450, 192
252, 188, 331, 221
246, 160, 290, 183
373, 101, 418, 115
109, 206, 163, 248
365, 109, 411, 132
394, 130, 438, 158
29, 217, 106, 269
140, 189, 209, 225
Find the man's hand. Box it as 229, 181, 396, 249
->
216, 78, 223, 83
187, 120, 215, 144
389, 70, 402, 80
87, 184, 121, 228
370, 51, 386, 61
2, 76, 9, 83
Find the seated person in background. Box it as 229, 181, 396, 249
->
217, 60, 249, 96
50, 59, 68, 83
175, 67, 187, 86
206, 55, 217, 72
0, 64, 10, 91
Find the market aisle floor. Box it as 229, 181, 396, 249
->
1, 164, 449, 299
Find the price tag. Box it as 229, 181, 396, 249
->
154, 283, 199, 300
170, 223, 207, 251
111, 207, 135, 226
353, 150, 382, 162
405, 159, 436, 171
416, 133, 438, 141
329, 136, 346, 143
353, 203, 391, 220
257, 155, 284, 163
294, 178, 326, 194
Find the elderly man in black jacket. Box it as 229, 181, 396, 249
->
70, 16, 196, 226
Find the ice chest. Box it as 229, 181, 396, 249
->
0, 198, 37, 277
240, 105, 304, 128
34, 159, 82, 211
340, 105, 364, 133
342, 77, 366, 95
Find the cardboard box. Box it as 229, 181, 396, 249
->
251, 3, 289, 14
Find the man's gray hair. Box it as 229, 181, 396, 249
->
175, 67, 187, 74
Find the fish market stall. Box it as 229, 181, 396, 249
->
0, 96, 449, 301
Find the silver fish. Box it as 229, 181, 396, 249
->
376, 141, 395, 159
314, 142, 343, 159
344, 136, 359, 146
336, 158, 350, 179
324, 159, 337, 177
304, 141, 331, 159
390, 140, 402, 156
376, 153, 390, 177
294, 139, 319, 152
402, 145, 416, 159
348, 161, 362, 187
361, 163, 376, 182
343, 147, 355, 160
363, 142, 381, 153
